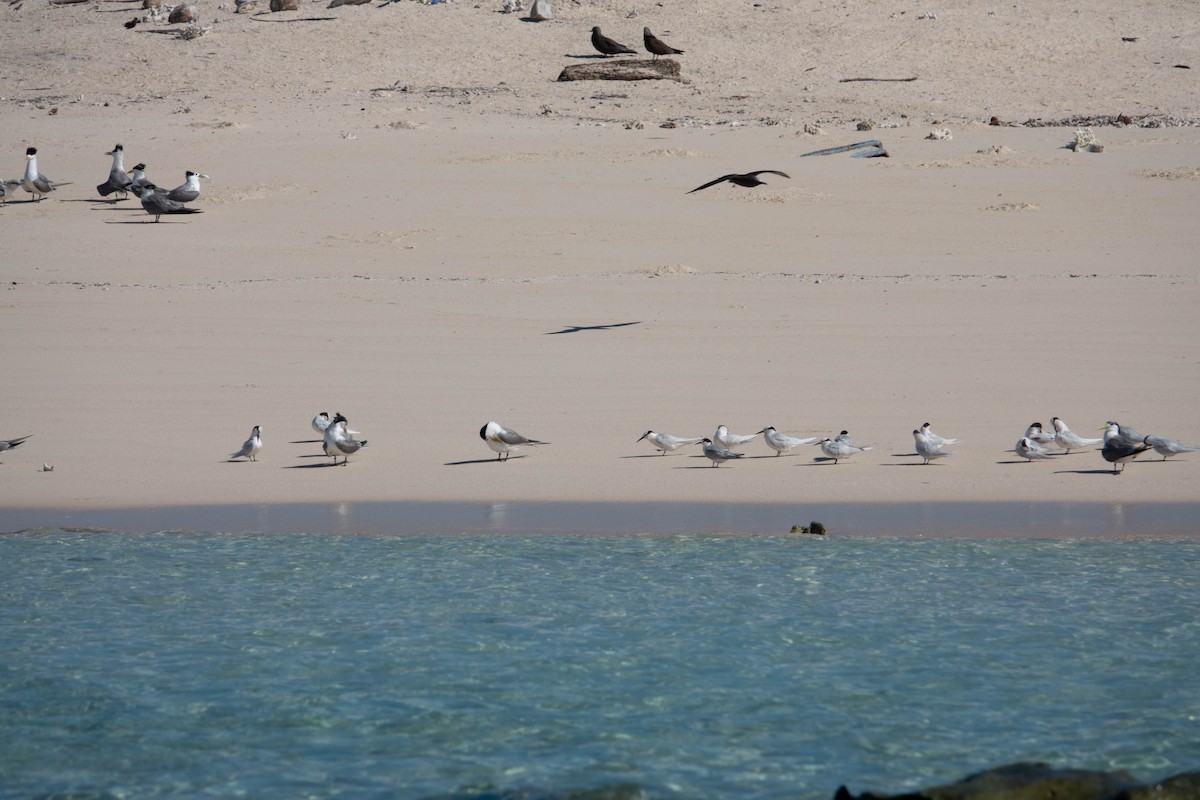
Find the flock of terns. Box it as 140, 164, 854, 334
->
2, 145, 207, 222
212, 415, 1199, 476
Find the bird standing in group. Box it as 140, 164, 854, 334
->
0, 179, 21, 205
919, 422, 958, 447
913, 429, 952, 464
22, 148, 68, 201
714, 425, 760, 450
1100, 421, 1151, 474
162, 170, 208, 204
229, 425, 263, 462
701, 438, 744, 467
96, 144, 132, 201
643, 27, 683, 59
1051, 416, 1102, 454
1023, 422, 1059, 447
637, 430, 703, 455
816, 432, 871, 464
312, 412, 331, 434
760, 426, 819, 456
1144, 434, 1200, 461
480, 420, 546, 461
1015, 436, 1054, 462
324, 413, 368, 465
687, 170, 790, 194
128, 163, 152, 196
591, 26, 636, 56
138, 183, 203, 222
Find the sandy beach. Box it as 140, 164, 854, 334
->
2, 0, 1198, 516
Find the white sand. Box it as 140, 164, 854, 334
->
2, 0, 1198, 510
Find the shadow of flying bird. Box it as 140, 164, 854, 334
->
687, 170, 790, 194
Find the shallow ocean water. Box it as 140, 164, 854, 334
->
2, 530, 1198, 799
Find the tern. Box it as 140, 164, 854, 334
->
1024, 422, 1060, 447
22, 148, 69, 201
1100, 422, 1151, 474
700, 438, 744, 466
129, 163, 152, 196
643, 27, 683, 59
0, 434, 33, 454
637, 430, 703, 455
138, 183, 203, 222
1144, 435, 1200, 461
591, 26, 637, 56
760, 426, 819, 455
919, 422, 958, 447
480, 420, 546, 461
913, 429, 952, 464
714, 425, 760, 450
1015, 436, 1054, 462
312, 412, 331, 434
229, 425, 262, 462
324, 413, 368, 465
162, 170, 208, 204
0, 179, 21, 205
687, 170, 790, 194
1051, 417, 1102, 453
96, 144, 133, 201
816, 432, 871, 464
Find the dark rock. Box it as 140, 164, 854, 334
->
1116, 772, 1200, 800
836, 763, 1141, 800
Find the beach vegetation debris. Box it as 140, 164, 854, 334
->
790, 521, 827, 535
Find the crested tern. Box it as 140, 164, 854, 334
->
714, 425, 760, 450
637, 430, 703, 455
129, 163, 152, 196
688, 170, 790, 194
22, 148, 68, 201
760, 426, 819, 455
1144, 434, 1200, 461
1100, 422, 1151, 474
0, 179, 21, 205
312, 412, 331, 434
96, 144, 132, 201
0, 434, 33, 454
324, 413, 368, 465
816, 432, 871, 464
138, 183, 203, 222
700, 438, 744, 466
163, 170, 208, 204
480, 420, 546, 461
919, 422, 958, 446
913, 429, 952, 464
1051, 416, 1102, 453
229, 425, 262, 461
1023, 422, 1059, 447
1015, 436, 1054, 462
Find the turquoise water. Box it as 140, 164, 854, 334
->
2, 531, 1198, 799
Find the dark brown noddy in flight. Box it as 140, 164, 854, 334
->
687, 170, 791, 194
643, 27, 683, 59
591, 26, 636, 57
138, 183, 203, 222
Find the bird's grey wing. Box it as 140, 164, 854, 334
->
497, 429, 535, 445
687, 175, 732, 194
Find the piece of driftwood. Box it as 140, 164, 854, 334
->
49, 0, 92, 6
838, 76, 918, 83
558, 58, 682, 83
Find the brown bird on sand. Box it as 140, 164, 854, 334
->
643, 27, 683, 59
591, 26, 636, 57
687, 170, 790, 194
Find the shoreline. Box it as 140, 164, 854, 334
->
4, 501, 1198, 539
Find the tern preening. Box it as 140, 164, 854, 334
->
919, 422, 958, 447
1015, 436, 1054, 462
96, 144, 132, 201
324, 413, 368, 465
1051, 417, 1102, 454
687, 170, 789, 194
760, 426, 819, 455
913, 429, 953, 464
480, 420, 546, 461
637, 430, 703, 455
312, 412, 331, 434
229, 425, 263, 462
1024, 422, 1059, 447
713, 425, 760, 450
700, 438, 744, 466
816, 432, 871, 464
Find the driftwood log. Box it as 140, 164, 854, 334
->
557, 58, 682, 83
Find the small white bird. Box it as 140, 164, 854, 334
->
1144, 435, 1200, 461
919, 422, 958, 446
700, 438, 744, 466
760, 426, 819, 456
312, 412, 331, 434
714, 425, 760, 450
480, 420, 546, 461
816, 432, 871, 464
913, 429, 952, 464
637, 430, 703, 455
1015, 436, 1054, 462
1051, 417, 1102, 454
230, 425, 263, 462
324, 413, 368, 465
1024, 422, 1060, 447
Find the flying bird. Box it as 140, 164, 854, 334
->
637, 430, 703, 455
229, 425, 263, 462
687, 170, 790, 194
643, 27, 683, 59
591, 26, 636, 57
138, 183, 203, 222
480, 420, 546, 461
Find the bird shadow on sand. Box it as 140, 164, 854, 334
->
619, 453, 686, 459
104, 219, 197, 224
545, 321, 641, 335
285, 461, 348, 469
1053, 468, 1136, 476
564, 53, 624, 59
445, 456, 528, 465
290, 439, 325, 444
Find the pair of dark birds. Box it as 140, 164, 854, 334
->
590, 26, 683, 59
